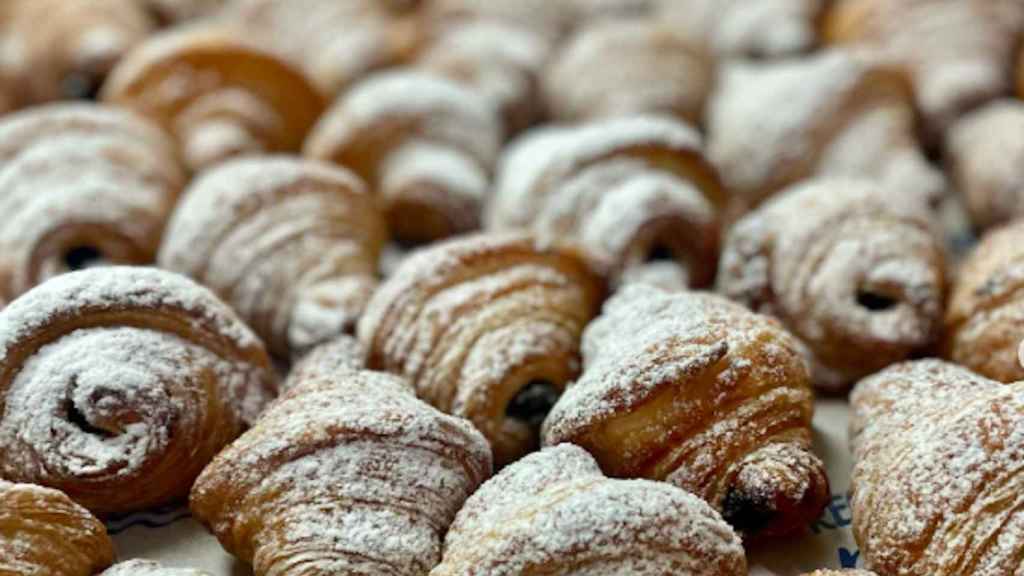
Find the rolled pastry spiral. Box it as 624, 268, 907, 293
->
158, 156, 387, 359
101, 26, 326, 173
358, 232, 603, 465
801, 571, 878, 576
138, 0, 225, 26
282, 335, 365, 392
717, 178, 945, 391
101, 560, 212, 575
0, 103, 185, 308
432, 444, 747, 575
543, 285, 829, 540
945, 219, 1024, 383
0, 267, 278, 516
190, 369, 492, 576
424, 0, 580, 42
850, 360, 1024, 575
707, 49, 945, 213
0, 480, 114, 576
306, 69, 503, 244
543, 18, 712, 125
489, 115, 723, 288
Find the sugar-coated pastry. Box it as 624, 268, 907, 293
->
707, 49, 945, 213
0, 103, 184, 308
945, 219, 1024, 383
101, 560, 212, 575
850, 360, 1024, 575
306, 70, 502, 244
489, 115, 723, 287
138, 0, 225, 25
425, 0, 579, 42
358, 232, 603, 465
101, 26, 325, 172
543, 18, 712, 125
718, 178, 945, 391
658, 0, 824, 58
431, 444, 747, 575
282, 335, 365, 392
544, 285, 829, 540
158, 156, 386, 359
800, 571, 878, 576
0, 267, 278, 516
0, 481, 114, 576
190, 369, 492, 576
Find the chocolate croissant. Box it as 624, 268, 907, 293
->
306, 69, 502, 244
0, 481, 114, 576
850, 360, 1024, 575
358, 232, 603, 465
158, 156, 387, 359
707, 49, 945, 213
543, 285, 829, 540
0, 103, 184, 308
190, 369, 492, 576
101, 26, 325, 173
945, 219, 1024, 383
0, 267, 278, 516
432, 444, 747, 575
101, 561, 211, 576
718, 178, 945, 391
489, 115, 723, 288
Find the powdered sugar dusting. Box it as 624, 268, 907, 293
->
101, 560, 212, 575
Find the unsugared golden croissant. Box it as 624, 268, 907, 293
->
432, 444, 747, 575
306, 69, 503, 244
0, 103, 185, 308
707, 49, 945, 214
717, 178, 946, 391
0, 480, 115, 576
101, 560, 212, 575
543, 284, 830, 540
850, 359, 1024, 575
101, 25, 325, 173
489, 115, 724, 288
358, 232, 603, 465
158, 156, 387, 359
0, 267, 278, 516
190, 368, 492, 576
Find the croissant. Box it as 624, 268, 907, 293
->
158, 156, 386, 359
543, 285, 828, 540
425, 0, 579, 42
0, 480, 114, 576
944, 219, 1024, 383
138, 0, 225, 26
101, 561, 211, 575
101, 26, 325, 173
0, 266, 278, 516
283, 335, 365, 391
801, 572, 877, 576
190, 368, 492, 576
357, 232, 603, 465
542, 18, 712, 126
0, 103, 184, 308
432, 444, 747, 575
489, 115, 723, 288
717, 178, 945, 391
306, 69, 503, 244
823, 0, 1024, 141
849, 359, 1024, 575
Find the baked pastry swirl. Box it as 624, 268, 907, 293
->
190, 368, 492, 576
543, 285, 829, 540
358, 232, 603, 465
0, 267, 278, 516
801, 571, 877, 576
431, 444, 747, 575
158, 156, 387, 359
0, 480, 115, 576
0, 103, 184, 308
717, 178, 946, 391
850, 360, 1024, 575
101, 560, 212, 575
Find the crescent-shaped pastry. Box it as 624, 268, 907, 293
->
306, 69, 502, 244
425, 0, 579, 42
717, 178, 945, 391
158, 156, 386, 359
489, 115, 723, 288
801, 572, 878, 576
0, 103, 184, 308
190, 369, 492, 576
139, 0, 225, 25
101, 560, 212, 575
282, 335, 365, 391
543, 284, 830, 540
0, 481, 115, 576
432, 444, 747, 575
101, 26, 325, 173
0, 267, 278, 516
850, 360, 1024, 575
357, 232, 603, 465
